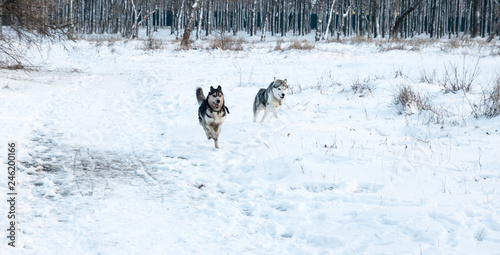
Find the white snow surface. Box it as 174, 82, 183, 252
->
1, 31, 500, 254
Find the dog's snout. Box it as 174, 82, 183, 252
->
281, 94, 285, 97
216, 99, 221, 103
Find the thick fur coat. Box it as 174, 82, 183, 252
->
253, 78, 288, 122
196, 86, 229, 149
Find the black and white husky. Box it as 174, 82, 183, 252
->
253, 78, 288, 122
196, 86, 230, 149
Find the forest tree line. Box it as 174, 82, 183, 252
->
1, 0, 500, 42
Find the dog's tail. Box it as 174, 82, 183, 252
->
196, 87, 205, 106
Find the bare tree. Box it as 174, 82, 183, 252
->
315, 1, 324, 42
323, 0, 337, 40
0, 0, 68, 66
390, 0, 424, 38
487, 0, 500, 42
176, 0, 186, 39
196, 0, 204, 40
472, 0, 482, 37
181, 0, 204, 48
3, 0, 500, 51
262, 0, 279, 41
337, 4, 351, 40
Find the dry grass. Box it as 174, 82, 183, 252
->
351, 76, 375, 97
375, 38, 433, 52
0, 63, 25, 70
394, 86, 429, 114
474, 77, 500, 118
394, 85, 445, 124
274, 39, 285, 51
440, 55, 481, 93
419, 67, 438, 84
208, 34, 245, 51
273, 39, 315, 51
141, 36, 164, 51
287, 40, 315, 50
80, 35, 122, 47
315, 70, 343, 94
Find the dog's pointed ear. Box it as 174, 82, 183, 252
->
217, 85, 222, 91
284, 79, 287, 83
274, 77, 276, 82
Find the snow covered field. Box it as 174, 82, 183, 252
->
1, 32, 500, 254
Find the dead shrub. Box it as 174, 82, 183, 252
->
394, 85, 445, 123
419, 67, 437, 84
351, 76, 375, 97
274, 39, 285, 51
376, 38, 429, 52
209, 33, 245, 51
0, 63, 25, 70
287, 40, 315, 50
142, 36, 164, 51
473, 77, 500, 118
348, 36, 372, 44
315, 70, 343, 94
441, 55, 480, 93
394, 86, 427, 114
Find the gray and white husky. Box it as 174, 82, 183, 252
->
253, 78, 288, 122
196, 85, 230, 149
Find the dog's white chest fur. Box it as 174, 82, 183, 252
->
206, 109, 226, 124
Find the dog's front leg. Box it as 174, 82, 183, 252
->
260, 109, 270, 122
267, 104, 279, 119
203, 125, 212, 139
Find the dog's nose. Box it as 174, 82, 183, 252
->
216, 99, 221, 103
281, 94, 285, 98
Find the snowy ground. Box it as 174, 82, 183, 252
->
1, 31, 500, 254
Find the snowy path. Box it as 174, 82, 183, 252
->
1, 37, 500, 254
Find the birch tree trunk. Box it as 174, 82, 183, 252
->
181, 0, 204, 49
206, 0, 212, 36
262, 0, 278, 41
323, 0, 337, 40
131, 0, 140, 39
315, 3, 323, 41
196, 0, 204, 40
337, 5, 351, 40
251, 0, 257, 36
176, 0, 185, 39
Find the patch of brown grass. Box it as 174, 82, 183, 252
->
208, 34, 245, 51
393, 85, 445, 124
141, 37, 164, 51
287, 40, 315, 50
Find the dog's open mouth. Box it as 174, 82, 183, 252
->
214, 103, 220, 109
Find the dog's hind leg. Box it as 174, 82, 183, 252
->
253, 108, 262, 122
